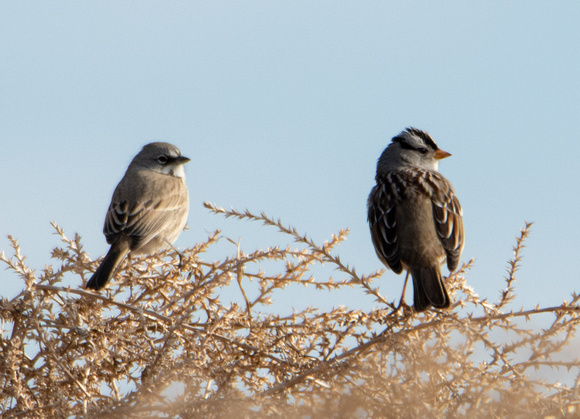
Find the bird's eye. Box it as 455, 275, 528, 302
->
157, 155, 168, 164
417, 147, 428, 155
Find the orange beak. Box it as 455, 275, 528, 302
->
434, 149, 451, 160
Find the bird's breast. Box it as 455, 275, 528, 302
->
395, 196, 445, 266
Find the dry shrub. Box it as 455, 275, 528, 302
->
1, 203, 579, 418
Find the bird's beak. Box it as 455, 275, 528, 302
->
176, 156, 191, 164
434, 149, 451, 160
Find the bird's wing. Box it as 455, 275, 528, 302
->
104, 176, 188, 249
367, 175, 403, 274
427, 172, 464, 272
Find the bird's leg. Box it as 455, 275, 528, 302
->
395, 271, 411, 311
164, 240, 186, 269
126, 253, 135, 299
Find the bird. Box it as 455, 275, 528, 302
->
367, 127, 464, 311
86, 142, 190, 290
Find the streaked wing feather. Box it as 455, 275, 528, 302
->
104, 185, 188, 248
430, 175, 464, 272
368, 181, 403, 273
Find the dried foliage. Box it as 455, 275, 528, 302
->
1, 205, 580, 418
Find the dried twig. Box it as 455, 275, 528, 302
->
1, 212, 578, 418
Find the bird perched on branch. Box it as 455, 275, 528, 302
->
367, 128, 464, 311
86, 142, 190, 290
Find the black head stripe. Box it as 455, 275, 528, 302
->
392, 136, 415, 150
405, 127, 439, 150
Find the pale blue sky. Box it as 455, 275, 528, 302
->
1, 2, 579, 313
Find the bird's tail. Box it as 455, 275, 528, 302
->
410, 266, 450, 312
86, 243, 130, 290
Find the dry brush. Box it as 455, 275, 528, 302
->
1, 204, 579, 418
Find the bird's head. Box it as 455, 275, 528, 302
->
378, 127, 450, 173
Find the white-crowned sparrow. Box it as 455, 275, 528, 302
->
86, 142, 190, 290
367, 128, 464, 311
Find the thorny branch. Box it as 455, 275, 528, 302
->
1, 210, 579, 418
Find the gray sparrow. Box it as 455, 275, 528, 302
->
367, 128, 464, 311
86, 142, 190, 290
